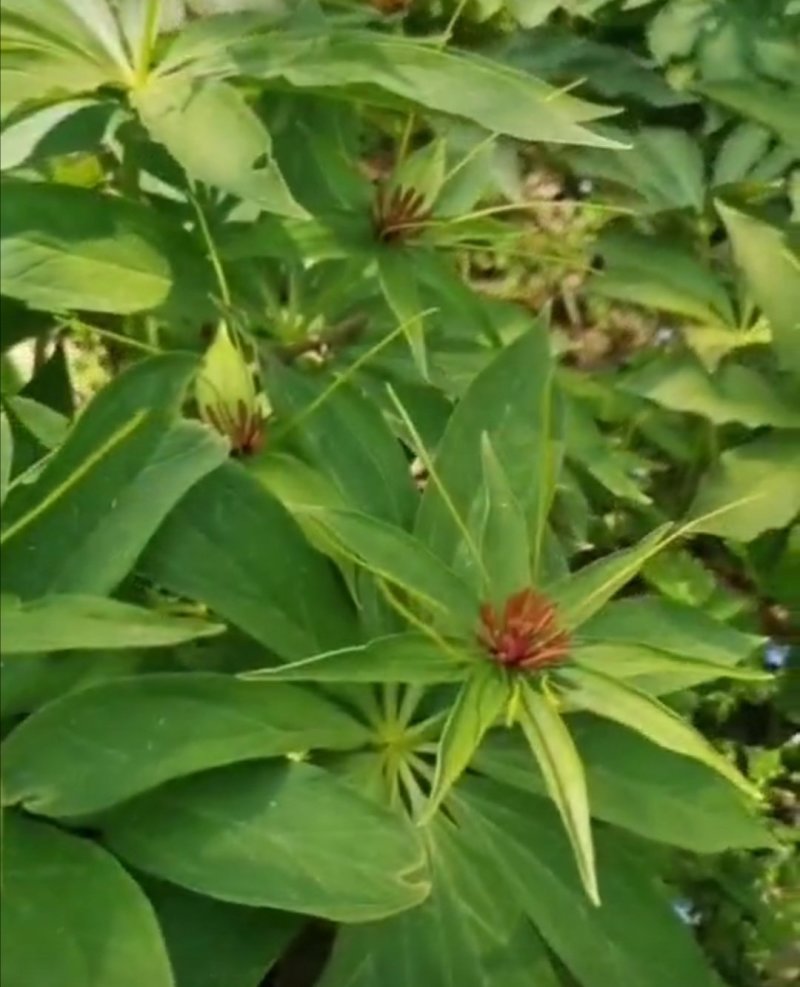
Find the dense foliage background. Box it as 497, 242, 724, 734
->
0, 2, 797, 986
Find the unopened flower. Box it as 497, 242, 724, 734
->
478, 589, 570, 671
372, 183, 433, 243
195, 322, 268, 457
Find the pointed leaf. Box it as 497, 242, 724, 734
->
548, 524, 672, 630
300, 505, 480, 627
0, 410, 11, 505
0, 594, 224, 654
376, 249, 428, 378
2, 671, 367, 817
424, 664, 509, 819
416, 326, 561, 580
519, 684, 598, 904
134, 75, 308, 219
556, 665, 757, 798
243, 632, 472, 684
103, 761, 429, 922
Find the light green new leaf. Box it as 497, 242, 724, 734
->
717, 201, 800, 374
0, 356, 228, 599
571, 642, 769, 690
1, 812, 173, 987
548, 524, 672, 630
0, 179, 208, 314
556, 665, 757, 798
299, 505, 480, 627
0, 594, 224, 655
139, 462, 359, 660
243, 632, 471, 684
519, 684, 598, 904
424, 663, 509, 820
416, 327, 560, 579
461, 434, 532, 602
689, 433, 800, 541
134, 74, 308, 219
0, 410, 12, 505
622, 354, 800, 428
104, 760, 429, 922
2, 672, 368, 817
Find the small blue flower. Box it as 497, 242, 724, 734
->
764, 641, 791, 671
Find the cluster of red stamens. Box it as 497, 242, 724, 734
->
372, 183, 432, 244
203, 400, 265, 458
478, 589, 570, 671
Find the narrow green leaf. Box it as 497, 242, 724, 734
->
243, 632, 471, 684
424, 663, 509, 820
0, 410, 12, 505
1, 812, 174, 987
299, 505, 480, 627
556, 665, 758, 798
1, 356, 228, 599
2, 672, 368, 818
415, 327, 561, 577
376, 249, 428, 378
548, 524, 672, 630
103, 760, 429, 922
465, 433, 531, 601
519, 684, 598, 905
0, 594, 224, 654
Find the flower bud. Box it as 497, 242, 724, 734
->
195, 322, 268, 457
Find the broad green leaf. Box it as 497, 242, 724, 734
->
145, 879, 299, 987
424, 663, 508, 820
689, 433, 800, 541
264, 361, 416, 525
243, 632, 471, 684
236, 31, 621, 147
455, 777, 726, 987
103, 760, 429, 922
1, 812, 173, 987
320, 817, 561, 987
519, 684, 597, 904
2, 672, 369, 817
548, 524, 672, 630
376, 249, 428, 378
0, 594, 223, 654
591, 230, 734, 325
134, 75, 307, 219
718, 202, 800, 374
477, 721, 776, 853
416, 327, 560, 580
0, 179, 209, 314
139, 461, 358, 659
299, 505, 480, 627
0, 409, 11, 504
622, 354, 800, 428
555, 665, 757, 798
0, 98, 103, 171
462, 434, 531, 602
1, 356, 228, 599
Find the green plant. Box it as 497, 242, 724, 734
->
1, 2, 797, 986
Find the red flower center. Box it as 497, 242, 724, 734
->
478, 589, 570, 671
204, 400, 265, 458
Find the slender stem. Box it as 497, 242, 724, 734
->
189, 187, 231, 309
